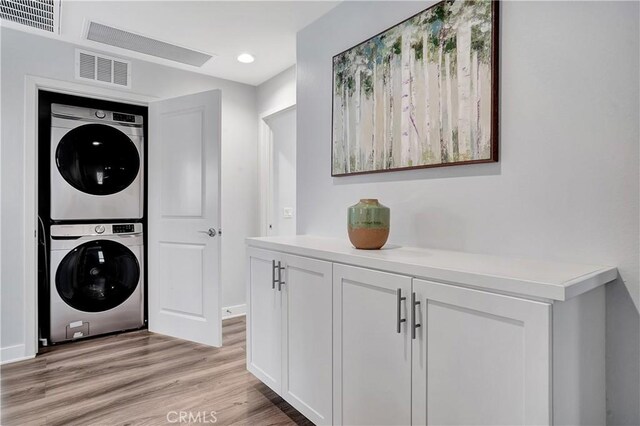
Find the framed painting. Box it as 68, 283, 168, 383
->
332, 0, 499, 176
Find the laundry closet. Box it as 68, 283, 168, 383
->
36, 85, 224, 349
38, 91, 148, 345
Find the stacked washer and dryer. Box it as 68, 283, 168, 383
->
48, 104, 145, 343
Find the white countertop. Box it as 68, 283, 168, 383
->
246, 235, 617, 301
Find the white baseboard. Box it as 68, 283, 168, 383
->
222, 304, 247, 320
0, 344, 33, 365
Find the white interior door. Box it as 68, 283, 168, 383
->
148, 90, 222, 347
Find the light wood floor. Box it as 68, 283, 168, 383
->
1, 317, 312, 426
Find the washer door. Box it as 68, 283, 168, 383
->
55, 123, 140, 196
56, 240, 140, 313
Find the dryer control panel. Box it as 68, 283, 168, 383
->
51, 104, 143, 127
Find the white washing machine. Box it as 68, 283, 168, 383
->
50, 223, 144, 343
50, 103, 144, 220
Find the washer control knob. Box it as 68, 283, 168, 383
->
95, 110, 106, 119
95, 225, 106, 234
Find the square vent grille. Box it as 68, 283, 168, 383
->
85, 21, 214, 67
75, 49, 131, 88
0, 0, 60, 33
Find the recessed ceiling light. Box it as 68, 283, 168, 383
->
237, 53, 255, 64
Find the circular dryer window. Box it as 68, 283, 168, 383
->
56, 124, 140, 196
56, 240, 140, 312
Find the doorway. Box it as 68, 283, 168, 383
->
263, 106, 296, 237
37, 90, 149, 347
22, 77, 223, 361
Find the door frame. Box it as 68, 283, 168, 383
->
258, 103, 295, 237
23, 75, 156, 360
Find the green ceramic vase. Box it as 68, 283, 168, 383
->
347, 199, 390, 250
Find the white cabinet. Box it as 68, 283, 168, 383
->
246, 247, 332, 425
411, 279, 552, 426
247, 247, 282, 392
282, 254, 333, 424
247, 236, 612, 426
332, 271, 553, 426
333, 264, 412, 426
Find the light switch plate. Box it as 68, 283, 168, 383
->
283, 207, 294, 218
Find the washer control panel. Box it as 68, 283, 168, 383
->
113, 224, 135, 234
51, 223, 142, 237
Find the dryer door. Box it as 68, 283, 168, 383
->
56, 240, 140, 312
55, 123, 140, 196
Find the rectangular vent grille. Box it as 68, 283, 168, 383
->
85, 21, 214, 67
78, 52, 95, 80
0, 0, 58, 33
75, 50, 131, 88
96, 56, 111, 82
113, 61, 128, 86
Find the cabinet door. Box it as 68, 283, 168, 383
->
411, 279, 552, 426
281, 254, 333, 425
246, 247, 282, 393
333, 264, 412, 426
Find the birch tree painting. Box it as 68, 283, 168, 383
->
332, 0, 497, 176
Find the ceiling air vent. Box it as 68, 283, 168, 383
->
0, 0, 60, 33
75, 50, 131, 88
84, 21, 214, 67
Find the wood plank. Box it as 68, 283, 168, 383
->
1, 317, 311, 426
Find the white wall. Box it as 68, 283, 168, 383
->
297, 1, 639, 424
266, 108, 297, 236
257, 65, 296, 115
255, 66, 297, 237
0, 27, 258, 359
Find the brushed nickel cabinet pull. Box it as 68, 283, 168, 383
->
412, 292, 421, 340
272, 260, 278, 290
277, 261, 285, 291
397, 288, 406, 333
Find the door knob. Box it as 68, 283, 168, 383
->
198, 228, 217, 237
